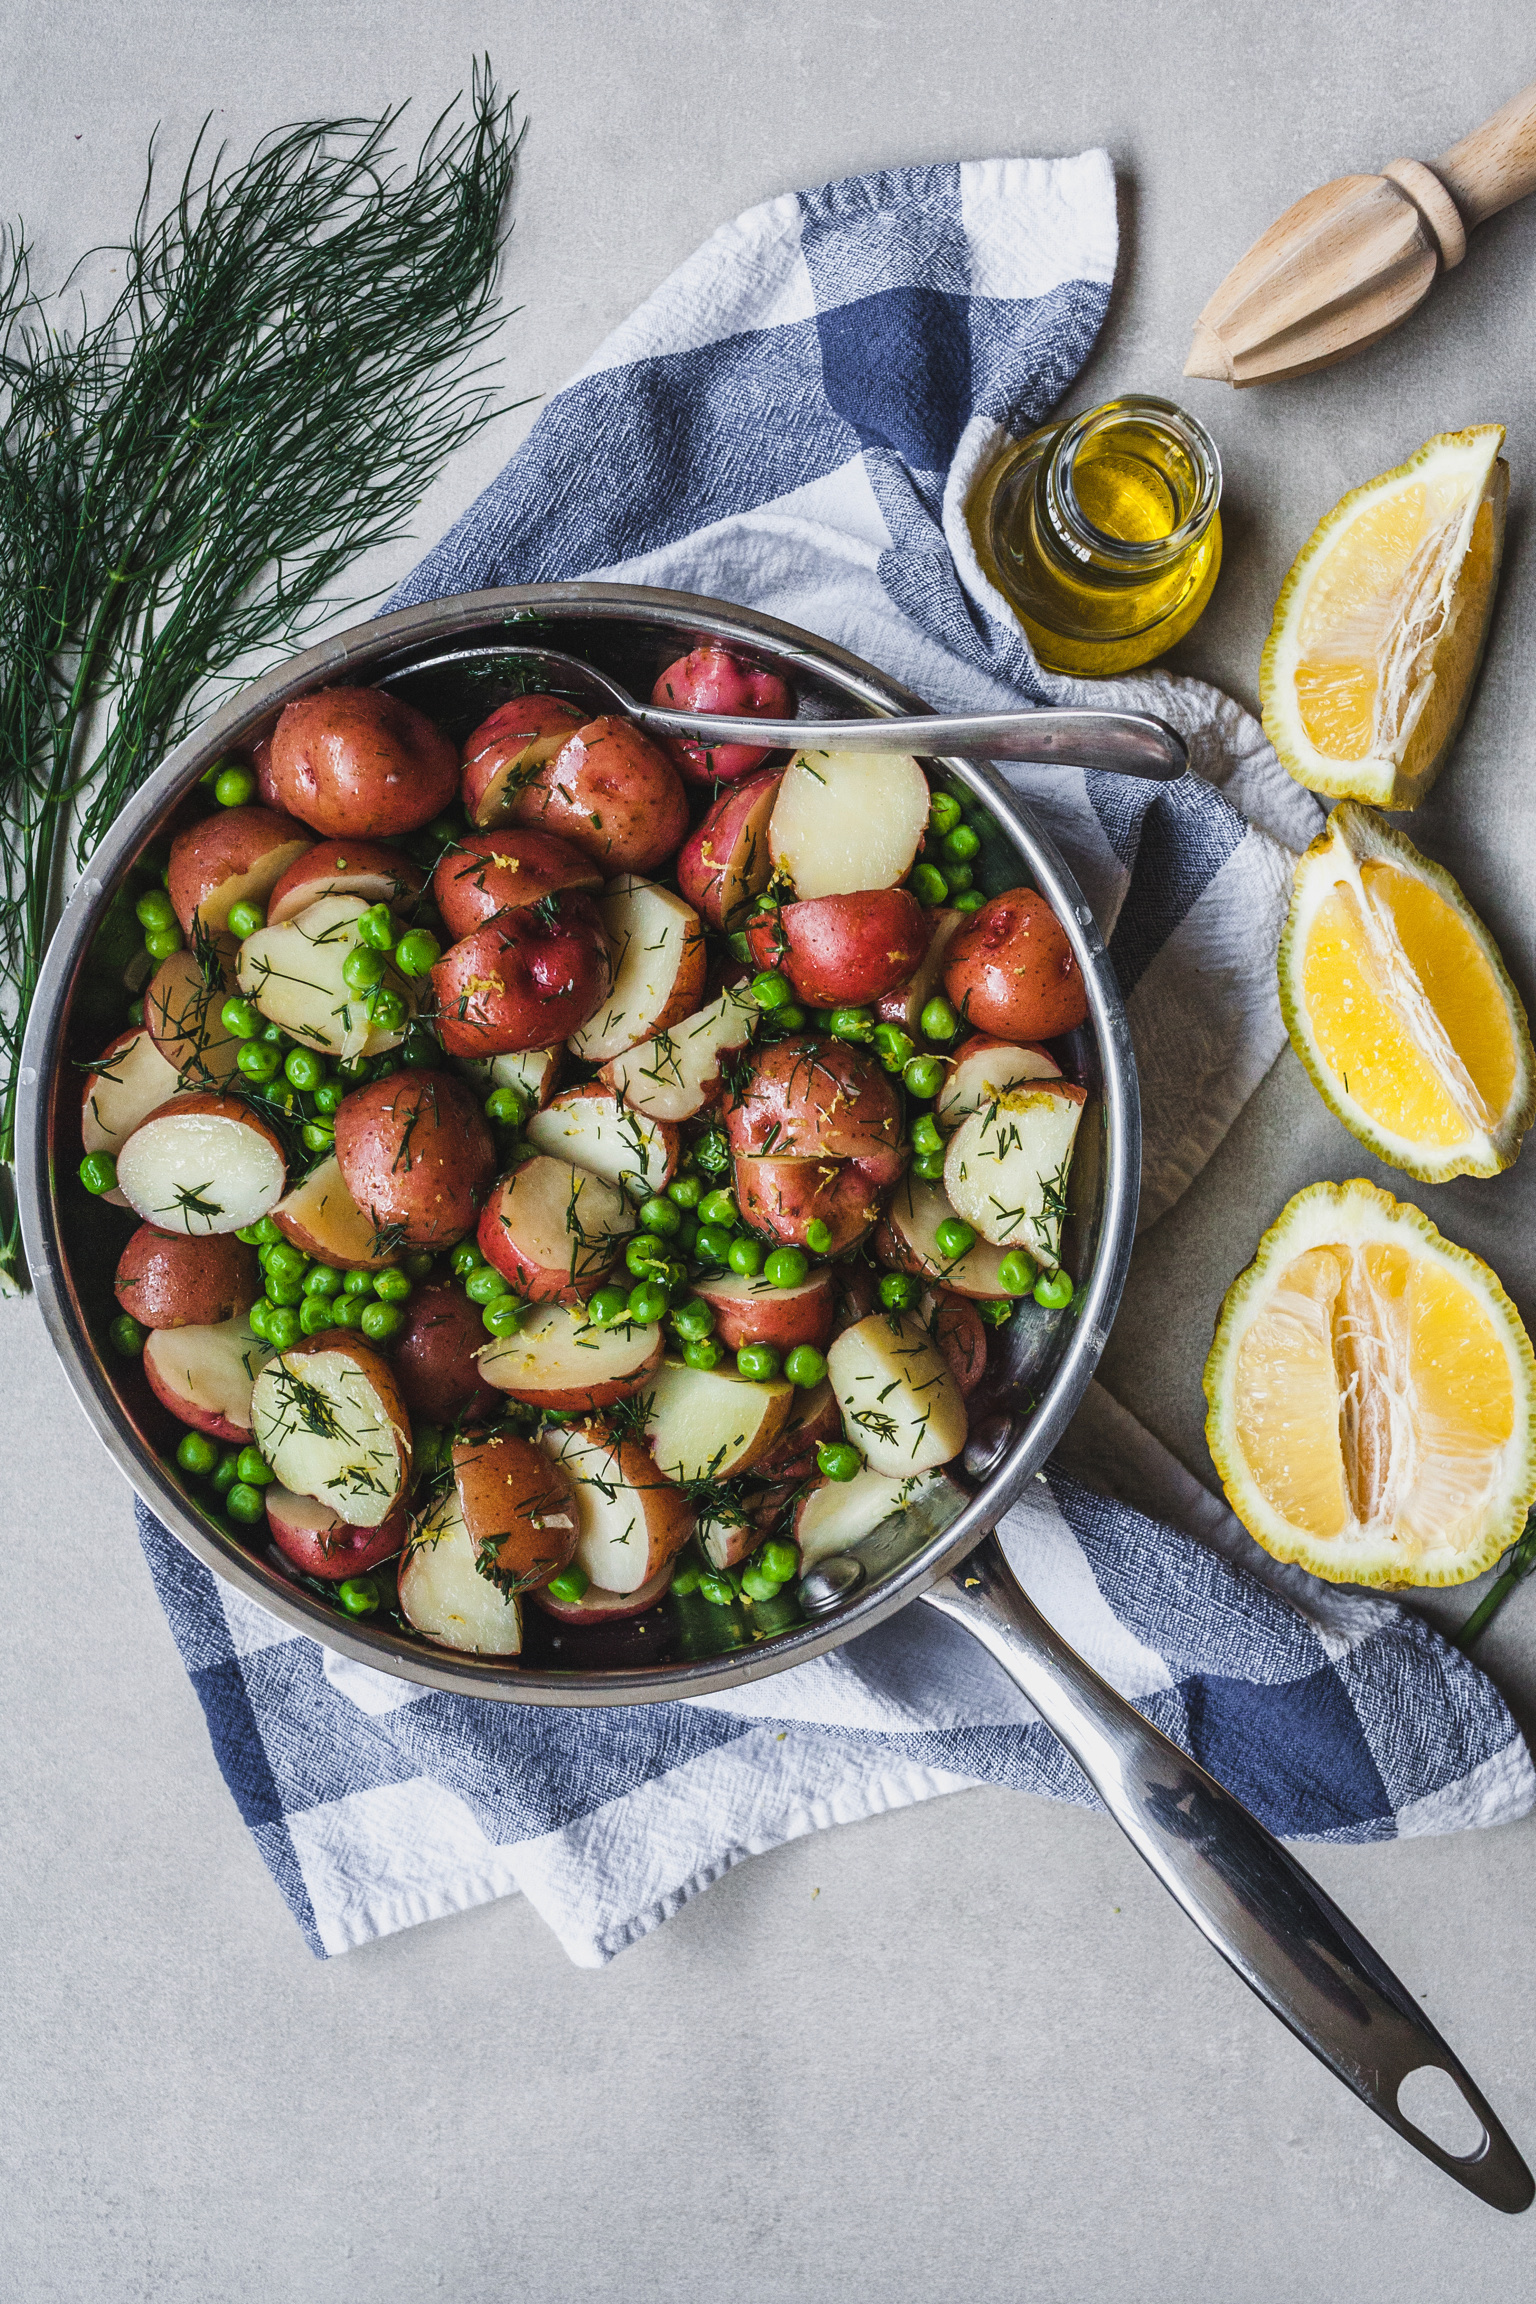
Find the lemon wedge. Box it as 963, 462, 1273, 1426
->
1261, 427, 1507, 808
1204, 1181, 1536, 1587
1279, 802, 1535, 1182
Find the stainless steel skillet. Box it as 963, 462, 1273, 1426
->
15, 581, 1530, 2211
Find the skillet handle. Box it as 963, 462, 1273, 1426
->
922, 1534, 1533, 2213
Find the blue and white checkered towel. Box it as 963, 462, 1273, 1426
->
135, 154, 1534, 1962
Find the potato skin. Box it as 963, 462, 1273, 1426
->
333, 1072, 496, 1247
943, 890, 1087, 1041
675, 770, 780, 929
166, 806, 310, 935
430, 896, 611, 1057
527, 1560, 674, 1623
433, 828, 602, 941
267, 838, 423, 925
650, 648, 793, 785
745, 888, 927, 1007
734, 1154, 886, 1255
505, 716, 689, 873
926, 1288, 987, 1396
267, 1494, 409, 1581
452, 1430, 579, 1591
392, 1281, 502, 1426
460, 695, 586, 828
269, 686, 458, 839
725, 1036, 904, 1170
115, 1224, 260, 1330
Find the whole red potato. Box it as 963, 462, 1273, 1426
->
505, 717, 688, 873
460, 696, 586, 828
745, 889, 927, 1008
269, 686, 458, 840
725, 1036, 904, 1174
392, 1281, 503, 1426
430, 895, 611, 1057
650, 648, 794, 785
114, 1225, 259, 1331
333, 1071, 496, 1248
433, 828, 602, 942
943, 889, 1087, 1041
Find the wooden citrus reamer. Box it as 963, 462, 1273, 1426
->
1186, 77, 1536, 385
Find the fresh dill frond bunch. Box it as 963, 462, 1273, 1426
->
0, 61, 522, 1287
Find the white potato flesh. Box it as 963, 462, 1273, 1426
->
143, 1316, 272, 1437
795, 1465, 956, 1569
567, 877, 703, 1063
883, 1175, 1012, 1299
600, 986, 759, 1122
767, 749, 930, 897
486, 1156, 632, 1294
826, 1310, 967, 1477
250, 1348, 408, 1527
943, 1083, 1085, 1267
117, 1105, 286, 1234
492, 1046, 560, 1106
524, 1090, 675, 1197
476, 1304, 664, 1403
937, 1037, 1061, 1130
236, 893, 411, 1061
400, 1484, 523, 1654
273, 1154, 393, 1269
81, 1029, 182, 1202
643, 1358, 793, 1481
541, 1427, 690, 1594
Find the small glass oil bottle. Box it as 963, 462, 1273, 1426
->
967, 394, 1223, 676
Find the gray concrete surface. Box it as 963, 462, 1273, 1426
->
5, 2, 1536, 2296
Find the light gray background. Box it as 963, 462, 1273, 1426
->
5, 2, 1536, 2297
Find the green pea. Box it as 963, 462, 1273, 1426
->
910, 1114, 943, 1156
804, 1220, 833, 1254
237, 1040, 281, 1083
912, 1149, 946, 1180
753, 892, 779, 912
727, 1236, 763, 1278
236, 1225, 263, 1244
450, 1240, 482, 1277
226, 899, 266, 940
625, 1232, 669, 1278
342, 945, 386, 992
934, 1216, 975, 1259
210, 1448, 242, 1493
337, 1577, 380, 1617
740, 1566, 779, 1603
927, 791, 963, 835
977, 1299, 1015, 1328
135, 888, 177, 934
299, 1295, 335, 1335
413, 1424, 446, 1479
726, 932, 754, 965
697, 1190, 738, 1228
283, 1046, 324, 1091
247, 1299, 274, 1341
911, 862, 949, 907
920, 996, 959, 1043
545, 1565, 590, 1605
264, 1240, 307, 1284
426, 816, 461, 848
628, 1280, 670, 1326
953, 890, 986, 913
176, 1429, 219, 1476
759, 1537, 800, 1584
670, 1297, 716, 1343
681, 1337, 722, 1371
465, 1263, 511, 1304
1034, 1269, 1075, 1310
764, 1246, 808, 1289
266, 1272, 305, 1306
639, 1195, 681, 1237
481, 1298, 524, 1337
225, 1481, 266, 1524
221, 997, 261, 1040
143, 925, 184, 961
878, 1273, 919, 1311
79, 1150, 118, 1196
693, 1129, 730, 1175
750, 970, 793, 1011
268, 1307, 303, 1351
485, 1086, 526, 1128
872, 1023, 915, 1072
355, 903, 398, 952
301, 1120, 335, 1153
774, 1005, 807, 1032
942, 823, 981, 863
667, 1174, 703, 1210
669, 1561, 701, 1597
368, 988, 407, 1033
328, 1293, 364, 1330
342, 1267, 375, 1295
371, 1266, 412, 1303
213, 766, 257, 808
998, 1249, 1038, 1296
736, 1341, 780, 1381
584, 1286, 630, 1328
944, 861, 973, 892
697, 1571, 736, 1607
360, 1300, 406, 1342
260, 1019, 286, 1043
903, 1055, 945, 1099
399, 1031, 439, 1070
817, 1441, 862, 1483
811, 1010, 835, 1030
252, 1217, 283, 1244
394, 928, 441, 979
404, 1252, 435, 1281
235, 1446, 275, 1487
783, 1343, 826, 1389
126, 998, 146, 1028
298, 1263, 342, 1299
829, 1006, 874, 1043
108, 1311, 146, 1357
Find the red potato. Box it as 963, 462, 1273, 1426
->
835, 1262, 880, 1325
432, 828, 602, 941
332, 1072, 496, 1250
745, 888, 927, 1007
143, 1314, 272, 1442
486, 1045, 562, 1111
734, 1155, 887, 1255
875, 908, 965, 1035
145, 942, 242, 1088
430, 896, 611, 1058
460, 695, 586, 828
649, 647, 794, 785
504, 716, 689, 874
768, 749, 930, 898
267, 839, 424, 926
922, 1289, 987, 1397
251, 736, 280, 811
567, 877, 706, 1063
692, 1267, 837, 1353
528, 1560, 674, 1625
476, 1153, 632, 1302
81, 1027, 182, 1201
642, 1358, 794, 1481
875, 1173, 1012, 1300
166, 807, 311, 936
272, 1154, 399, 1271
265, 1489, 409, 1581
399, 1483, 524, 1654
942, 1079, 1086, 1266
726, 1037, 904, 1173
935, 1034, 1061, 1129
524, 1086, 679, 1199
795, 1465, 960, 1570
698, 1505, 768, 1571
676, 771, 781, 930
451, 1429, 581, 1592
600, 985, 759, 1123
826, 1309, 967, 1476
943, 889, 1088, 1041
268, 686, 459, 839
117, 1093, 286, 1235
237, 895, 415, 1062
542, 1424, 693, 1593
115, 1224, 259, 1331
753, 1377, 841, 1477
477, 1301, 665, 1412
392, 1282, 503, 1427
250, 1331, 411, 1526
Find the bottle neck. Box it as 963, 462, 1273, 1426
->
1034, 397, 1221, 587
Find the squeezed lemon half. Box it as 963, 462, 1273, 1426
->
1261, 427, 1507, 808
1279, 802, 1535, 1182
1204, 1181, 1536, 1587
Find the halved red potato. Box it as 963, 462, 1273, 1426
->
272, 1154, 398, 1271
250, 1332, 411, 1526
650, 647, 794, 784
541, 1423, 693, 1592
826, 1311, 967, 1477
81, 1027, 181, 1203
115, 1224, 259, 1330
145, 943, 242, 1088
167, 807, 311, 936
455, 1045, 562, 1112
943, 889, 1088, 1041
943, 1080, 1086, 1267
431, 896, 611, 1058
692, 1267, 837, 1352
643, 1358, 794, 1481
118, 1093, 286, 1235
265, 1488, 409, 1581
251, 736, 280, 810
795, 1465, 960, 1569
768, 749, 930, 897
332, 1072, 496, 1250
399, 1483, 523, 1653
676, 771, 781, 929
875, 907, 965, 1036
599, 986, 759, 1122
460, 695, 586, 829
745, 888, 927, 1008
477, 1301, 664, 1411
726, 1036, 904, 1170
267, 839, 423, 926
527, 1560, 673, 1625
698, 1506, 763, 1571
524, 1086, 679, 1200
432, 828, 602, 941
392, 1281, 503, 1426
921, 1289, 987, 1396
734, 1155, 885, 1256
935, 1034, 1061, 1130
754, 1377, 841, 1477
567, 878, 706, 1063
875, 1174, 1013, 1300
451, 1429, 581, 1592
237, 893, 413, 1061
269, 685, 459, 839
506, 716, 689, 874
144, 1314, 273, 1442
476, 1153, 632, 1301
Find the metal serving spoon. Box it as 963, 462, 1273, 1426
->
379, 643, 1189, 782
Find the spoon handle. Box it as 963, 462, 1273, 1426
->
629, 704, 1188, 782
923, 1535, 1533, 2213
